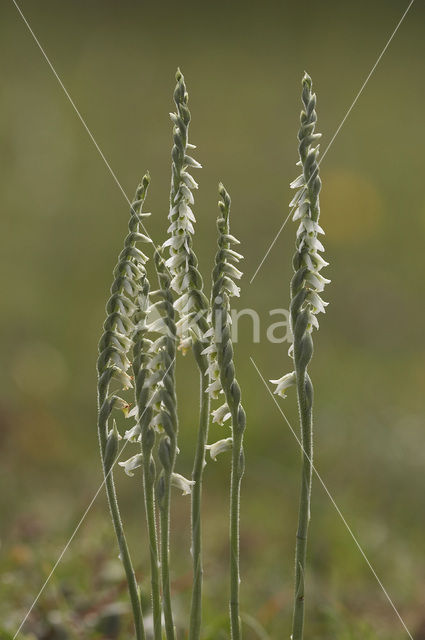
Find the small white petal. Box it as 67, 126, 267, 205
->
177, 337, 192, 355
206, 437, 233, 461
206, 379, 222, 399
163, 235, 186, 250
119, 454, 143, 477
307, 292, 328, 314
270, 371, 296, 398
201, 344, 217, 357
171, 473, 195, 495
181, 171, 198, 190
290, 174, 305, 189
124, 423, 141, 442
211, 403, 232, 425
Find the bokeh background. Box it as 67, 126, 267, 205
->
1, 0, 424, 638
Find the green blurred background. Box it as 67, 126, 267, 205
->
1, 0, 425, 638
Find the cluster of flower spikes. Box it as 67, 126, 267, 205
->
97, 173, 152, 472
203, 184, 244, 461
271, 73, 330, 399
119, 246, 194, 496
163, 68, 210, 352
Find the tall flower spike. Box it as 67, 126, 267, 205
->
162, 70, 214, 640
205, 184, 243, 421
271, 73, 329, 640
97, 173, 152, 640
151, 248, 180, 640
125, 253, 164, 640
210, 184, 245, 640
164, 68, 210, 346
122, 246, 188, 640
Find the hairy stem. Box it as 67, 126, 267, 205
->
97, 422, 145, 640
291, 368, 313, 640
159, 473, 176, 640
142, 455, 162, 640
189, 344, 210, 640
229, 410, 244, 640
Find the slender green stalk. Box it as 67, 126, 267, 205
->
271, 73, 328, 640
142, 420, 162, 640
291, 368, 313, 640
97, 175, 152, 640
189, 344, 210, 640
159, 478, 174, 640
210, 184, 245, 640
163, 69, 211, 640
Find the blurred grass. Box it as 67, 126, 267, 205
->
1, 0, 425, 637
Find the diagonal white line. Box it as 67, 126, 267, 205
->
10, 0, 167, 260
13, 355, 177, 639
249, 0, 415, 285
250, 356, 413, 640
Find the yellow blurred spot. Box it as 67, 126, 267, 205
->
9, 544, 33, 566
320, 170, 383, 244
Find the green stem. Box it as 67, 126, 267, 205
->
98, 424, 145, 640
189, 344, 210, 640
142, 457, 162, 640
229, 412, 244, 640
159, 473, 176, 640
291, 368, 313, 640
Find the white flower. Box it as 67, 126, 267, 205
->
206, 437, 233, 461
211, 403, 231, 425
111, 396, 131, 415
206, 360, 220, 380
126, 406, 139, 419
290, 174, 305, 189
171, 473, 195, 495
222, 277, 240, 298
119, 454, 143, 477
109, 366, 133, 390
162, 235, 186, 250
178, 336, 192, 355
270, 371, 297, 398
201, 343, 216, 357
206, 378, 222, 400
124, 423, 141, 442
307, 291, 328, 314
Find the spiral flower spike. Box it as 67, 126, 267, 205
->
163, 68, 210, 345
97, 173, 152, 640
270, 73, 329, 640
163, 69, 212, 640
151, 247, 179, 640
121, 265, 164, 640
121, 245, 189, 640
209, 183, 245, 640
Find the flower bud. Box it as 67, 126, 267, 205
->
104, 421, 119, 474
298, 333, 313, 370
158, 437, 172, 472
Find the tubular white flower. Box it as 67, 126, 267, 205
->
270, 371, 296, 398
211, 403, 232, 425
206, 437, 233, 462
124, 423, 141, 442
171, 472, 195, 496
119, 453, 143, 477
